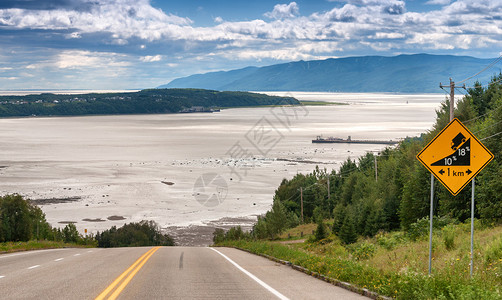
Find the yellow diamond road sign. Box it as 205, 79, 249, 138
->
417, 118, 494, 196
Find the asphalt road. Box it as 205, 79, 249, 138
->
0, 247, 368, 300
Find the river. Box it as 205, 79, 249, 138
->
0, 92, 445, 244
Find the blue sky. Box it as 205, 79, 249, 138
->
0, 0, 501, 90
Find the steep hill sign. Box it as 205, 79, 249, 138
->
417, 118, 494, 196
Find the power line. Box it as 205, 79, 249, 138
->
473, 120, 502, 135
462, 94, 502, 125
465, 76, 502, 89
457, 54, 502, 84
455, 87, 467, 96
480, 130, 502, 141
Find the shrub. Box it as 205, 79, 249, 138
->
96, 220, 174, 247
212, 228, 225, 244
348, 242, 376, 260
376, 231, 405, 250
484, 236, 502, 265
442, 224, 457, 251
407, 217, 430, 241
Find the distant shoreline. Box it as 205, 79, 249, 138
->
0, 90, 140, 96
0, 90, 445, 97
0, 88, 299, 119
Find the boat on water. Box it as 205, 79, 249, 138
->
312, 135, 398, 145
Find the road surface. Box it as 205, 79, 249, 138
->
0, 247, 368, 300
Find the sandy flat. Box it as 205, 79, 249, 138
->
0, 92, 443, 245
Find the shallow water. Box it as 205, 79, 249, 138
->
0, 92, 444, 235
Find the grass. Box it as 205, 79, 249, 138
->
278, 223, 317, 239
0, 240, 95, 253
216, 221, 502, 299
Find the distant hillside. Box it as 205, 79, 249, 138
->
159, 54, 498, 93
0, 89, 299, 118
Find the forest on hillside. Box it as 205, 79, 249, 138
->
0, 89, 298, 117
216, 74, 502, 244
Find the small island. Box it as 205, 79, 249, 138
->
0, 88, 299, 118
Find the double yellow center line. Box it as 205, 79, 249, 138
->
95, 246, 161, 300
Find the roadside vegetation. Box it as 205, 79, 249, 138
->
0, 194, 174, 252
218, 221, 502, 299
95, 220, 175, 247
213, 74, 502, 299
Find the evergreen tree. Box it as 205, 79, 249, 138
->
339, 211, 357, 245
332, 204, 346, 235
266, 196, 288, 238
314, 218, 328, 242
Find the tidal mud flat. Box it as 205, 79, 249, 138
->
0, 92, 443, 245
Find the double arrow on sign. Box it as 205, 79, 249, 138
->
438, 169, 472, 176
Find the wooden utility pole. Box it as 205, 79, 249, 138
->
300, 187, 304, 223
440, 78, 465, 122
439, 78, 455, 121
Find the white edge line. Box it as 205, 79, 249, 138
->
27, 265, 40, 269
0, 248, 67, 259
210, 248, 289, 300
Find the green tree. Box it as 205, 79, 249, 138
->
0, 194, 32, 242
313, 218, 328, 242
265, 196, 288, 239
212, 228, 225, 244
332, 204, 346, 235
62, 223, 81, 243
399, 162, 432, 230
96, 221, 174, 247
252, 216, 269, 239
339, 210, 357, 245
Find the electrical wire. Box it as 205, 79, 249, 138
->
473, 120, 502, 135
480, 130, 502, 141
465, 76, 502, 89
462, 99, 502, 124
457, 54, 502, 84
455, 88, 467, 97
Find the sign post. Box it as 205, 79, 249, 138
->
417, 118, 493, 275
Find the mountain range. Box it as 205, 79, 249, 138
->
159, 54, 499, 93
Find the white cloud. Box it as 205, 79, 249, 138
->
25, 50, 131, 70
371, 32, 406, 39
264, 2, 300, 20
0, 0, 192, 42
140, 55, 163, 62
1, 0, 502, 89
426, 0, 451, 5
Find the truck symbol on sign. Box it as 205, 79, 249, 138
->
451, 133, 466, 151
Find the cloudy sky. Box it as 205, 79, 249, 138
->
0, 0, 501, 90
